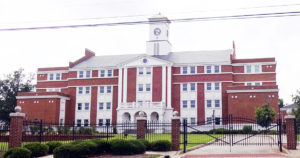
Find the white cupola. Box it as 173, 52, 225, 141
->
146, 14, 172, 56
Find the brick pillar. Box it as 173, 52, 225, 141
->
171, 115, 181, 151
285, 115, 296, 150
9, 106, 25, 148
136, 116, 147, 139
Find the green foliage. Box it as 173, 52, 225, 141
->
292, 90, 300, 126
109, 139, 146, 155
23, 142, 49, 157
57, 126, 71, 134
0, 69, 34, 124
53, 144, 74, 158
53, 141, 97, 158
151, 140, 172, 151
46, 141, 63, 154
138, 139, 151, 150
90, 139, 111, 154
278, 98, 284, 108
76, 127, 98, 134
255, 103, 276, 128
3, 147, 31, 158
242, 125, 252, 133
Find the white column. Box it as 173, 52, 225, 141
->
162, 66, 166, 104
118, 68, 123, 105
123, 68, 127, 103
167, 66, 172, 108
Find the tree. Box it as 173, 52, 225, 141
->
292, 90, 300, 123
0, 68, 34, 124
255, 103, 276, 128
278, 98, 284, 108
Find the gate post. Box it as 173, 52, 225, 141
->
285, 110, 297, 150
171, 111, 180, 151
9, 106, 25, 148
136, 112, 147, 139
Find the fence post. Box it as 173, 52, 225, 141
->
39, 120, 43, 143
9, 106, 25, 148
285, 110, 297, 150
72, 121, 75, 140
172, 111, 180, 151
136, 112, 147, 139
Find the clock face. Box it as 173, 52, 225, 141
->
154, 28, 161, 36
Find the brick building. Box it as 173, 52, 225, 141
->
16, 15, 279, 125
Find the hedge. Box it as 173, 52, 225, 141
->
151, 140, 171, 151
23, 142, 49, 157
3, 147, 31, 158
46, 141, 63, 154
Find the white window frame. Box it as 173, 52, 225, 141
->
215, 100, 220, 108
190, 83, 196, 91
206, 66, 212, 73
182, 83, 188, 92
206, 83, 212, 91
86, 70, 91, 78
78, 87, 83, 94
146, 67, 151, 75
206, 100, 212, 108
146, 84, 151, 92
182, 67, 188, 74
85, 87, 90, 94
182, 100, 188, 108
138, 84, 143, 92
49, 73, 54, 80
77, 103, 82, 110
79, 71, 84, 78
190, 66, 196, 74
215, 83, 220, 90
138, 67, 144, 75
190, 100, 196, 108
99, 86, 105, 94
107, 69, 113, 77
99, 102, 104, 110
214, 65, 220, 73
84, 103, 90, 110
107, 86, 112, 93
106, 102, 111, 110
100, 70, 105, 77
55, 73, 61, 80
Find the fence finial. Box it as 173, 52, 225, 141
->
173, 111, 178, 117
15, 106, 22, 113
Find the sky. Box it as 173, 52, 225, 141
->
0, 0, 300, 104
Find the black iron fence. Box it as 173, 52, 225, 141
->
145, 121, 172, 142
181, 116, 285, 153
0, 124, 9, 152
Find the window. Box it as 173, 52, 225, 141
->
138, 84, 143, 92
215, 100, 220, 108
215, 83, 220, 90
85, 103, 89, 110
99, 86, 105, 93
246, 65, 251, 73
146, 84, 151, 91
85, 87, 90, 94
207, 117, 212, 124
78, 87, 83, 94
49, 74, 54, 80
86, 71, 91, 78
206, 66, 211, 73
59, 119, 64, 126
106, 119, 111, 125
191, 100, 196, 108
98, 119, 103, 126
99, 103, 104, 110
182, 83, 188, 91
100, 70, 105, 77
107, 70, 112, 77
190, 83, 196, 91
191, 118, 196, 125
106, 102, 111, 110
255, 65, 260, 73
77, 103, 82, 110
206, 83, 211, 90
56, 73, 61, 80
77, 119, 82, 127
138, 67, 143, 75
79, 71, 84, 78
146, 67, 151, 74
84, 119, 89, 127
255, 82, 261, 86
182, 67, 188, 74
215, 117, 221, 125
206, 100, 212, 108
107, 86, 111, 93
246, 82, 252, 86
214, 65, 220, 73
190, 66, 195, 74
182, 100, 188, 108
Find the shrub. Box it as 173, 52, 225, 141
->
46, 141, 63, 154
53, 144, 74, 158
128, 140, 146, 154
3, 147, 31, 158
77, 140, 98, 155
151, 140, 171, 151
90, 139, 111, 154
242, 125, 252, 134
24, 142, 49, 157
110, 139, 145, 155
138, 139, 151, 150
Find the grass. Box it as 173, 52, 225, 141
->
298, 135, 300, 141
147, 155, 161, 158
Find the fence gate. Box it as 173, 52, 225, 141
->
182, 115, 283, 153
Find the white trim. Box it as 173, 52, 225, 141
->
232, 62, 276, 66
117, 54, 173, 67
123, 68, 127, 103
162, 66, 166, 103
227, 89, 279, 93
173, 72, 232, 76
172, 81, 233, 84
118, 68, 123, 106
167, 66, 172, 108
17, 95, 70, 100
233, 81, 276, 83
36, 87, 68, 89
233, 72, 275, 75
37, 80, 68, 82
37, 70, 69, 74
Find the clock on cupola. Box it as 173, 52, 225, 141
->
146, 14, 172, 56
